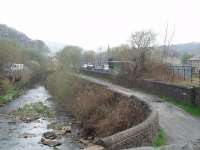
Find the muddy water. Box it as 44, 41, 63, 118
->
0, 86, 79, 150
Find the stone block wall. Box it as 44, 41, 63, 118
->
194, 88, 200, 106
97, 96, 159, 150
81, 69, 200, 106
81, 69, 114, 80
137, 79, 195, 104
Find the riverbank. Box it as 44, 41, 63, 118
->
0, 86, 80, 150
46, 72, 160, 149
0, 86, 23, 106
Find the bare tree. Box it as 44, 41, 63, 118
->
130, 30, 156, 49
117, 30, 156, 85
163, 23, 175, 58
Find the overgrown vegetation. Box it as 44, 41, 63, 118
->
45, 39, 152, 138
47, 73, 147, 137
46, 71, 80, 109
0, 78, 23, 105
0, 88, 22, 105
72, 83, 147, 137
153, 128, 167, 147
162, 96, 200, 117
0, 35, 49, 106
11, 102, 54, 120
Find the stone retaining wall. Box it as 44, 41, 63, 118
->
137, 79, 195, 104
81, 69, 114, 80
195, 88, 200, 106
80, 71, 159, 149
97, 96, 159, 149
81, 69, 200, 107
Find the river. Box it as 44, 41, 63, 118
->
0, 86, 80, 150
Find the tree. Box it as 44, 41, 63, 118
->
82, 50, 96, 65
121, 30, 156, 82
181, 53, 193, 64
162, 24, 175, 58
130, 30, 156, 49
58, 46, 82, 70
0, 39, 23, 72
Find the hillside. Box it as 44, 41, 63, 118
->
173, 42, 200, 55
0, 24, 49, 52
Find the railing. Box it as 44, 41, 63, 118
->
81, 64, 200, 87
168, 65, 200, 86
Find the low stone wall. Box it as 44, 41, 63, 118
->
195, 88, 200, 106
81, 69, 200, 107
80, 69, 114, 80
79, 72, 159, 149
96, 96, 159, 150
137, 79, 195, 104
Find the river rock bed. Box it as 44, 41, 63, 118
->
0, 86, 80, 150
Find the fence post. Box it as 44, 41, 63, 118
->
199, 69, 200, 87
183, 67, 185, 81
178, 67, 179, 80
191, 67, 193, 83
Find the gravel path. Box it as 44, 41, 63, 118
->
80, 75, 200, 145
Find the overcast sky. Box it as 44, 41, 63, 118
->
0, 0, 199, 50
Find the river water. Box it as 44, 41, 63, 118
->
0, 86, 80, 150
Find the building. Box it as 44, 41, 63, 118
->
188, 56, 200, 73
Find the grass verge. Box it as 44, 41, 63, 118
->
0, 89, 22, 106
161, 96, 200, 117
153, 128, 167, 147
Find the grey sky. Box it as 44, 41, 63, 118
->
0, 0, 199, 50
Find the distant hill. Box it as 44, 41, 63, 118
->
0, 24, 49, 52
45, 41, 66, 54
173, 42, 200, 55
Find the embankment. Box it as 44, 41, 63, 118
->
46, 71, 159, 149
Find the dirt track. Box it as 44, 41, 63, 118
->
80, 75, 200, 144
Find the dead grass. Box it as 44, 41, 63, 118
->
46, 72, 147, 138
72, 82, 146, 137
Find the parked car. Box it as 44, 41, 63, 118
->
103, 64, 109, 71
82, 64, 88, 69
95, 65, 103, 70
87, 64, 94, 70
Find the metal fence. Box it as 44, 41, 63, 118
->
168, 65, 200, 86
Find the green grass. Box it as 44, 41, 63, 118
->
0, 89, 22, 105
11, 102, 54, 119
153, 128, 167, 147
161, 96, 200, 117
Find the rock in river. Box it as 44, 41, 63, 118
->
41, 138, 61, 147
43, 131, 57, 140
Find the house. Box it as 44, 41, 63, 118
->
10, 64, 24, 72
187, 56, 200, 73
3, 63, 24, 83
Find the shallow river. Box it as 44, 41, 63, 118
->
0, 86, 80, 150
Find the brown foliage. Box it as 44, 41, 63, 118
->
72, 83, 146, 137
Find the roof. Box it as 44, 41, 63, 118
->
188, 56, 200, 61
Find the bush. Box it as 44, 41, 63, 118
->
46, 71, 82, 109
46, 72, 147, 137
72, 82, 146, 137
0, 79, 12, 95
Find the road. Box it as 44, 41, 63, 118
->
79, 74, 200, 145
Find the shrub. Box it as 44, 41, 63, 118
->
72, 82, 147, 137
46, 73, 147, 137
0, 79, 12, 95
